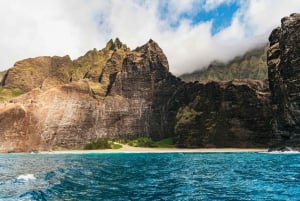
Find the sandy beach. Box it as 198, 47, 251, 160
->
40, 144, 267, 154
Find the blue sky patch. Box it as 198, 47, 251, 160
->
159, 1, 240, 35
194, 2, 240, 35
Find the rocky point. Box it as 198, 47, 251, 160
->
268, 13, 300, 150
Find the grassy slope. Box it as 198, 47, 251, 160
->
0, 39, 128, 102
0, 70, 26, 102
84, 137, 176, 150
180, 44, 268, 82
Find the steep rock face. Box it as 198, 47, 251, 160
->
268, 13, 300, 149
174, 79, 274, 148
0, 71, 5, 85
111, 40, 181, 140
0, 102, 47, 152
0, 39, 182, 151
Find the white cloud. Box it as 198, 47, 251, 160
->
204, 0, 234, 11
0, 0, 300, 75
241, 0, 300, 36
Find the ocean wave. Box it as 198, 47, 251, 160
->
265, 151, 300, 154
1, 153, 300, 200
19, 190, 47, 201
17, 174, 36, 181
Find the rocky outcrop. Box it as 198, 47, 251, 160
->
1, 41, 129, 93
0, 71, 6, 85
0, 39, 184, 152
2, 56, 74, 92
0, 102, 47, 152
174, 79, 274, 148
110, 40, 181, 140
268, 13, 300, 150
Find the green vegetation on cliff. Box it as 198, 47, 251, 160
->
176, 105, 203, 125
84, 137, 175, 150
0, 38, 128, 102
0, 87, 25, 102
0, 38, 128, 92
174, 80, 273, 148
84, 139, 122, 150
175, 95, 218, 148
126, 137, 175, 148
180, 44, 268, 82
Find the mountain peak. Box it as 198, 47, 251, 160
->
148, 38, 154, 43
134, 39, 169, 71
104, 38, 127, 51
145, 38, 158, 47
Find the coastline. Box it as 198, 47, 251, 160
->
39, 145, 267, 154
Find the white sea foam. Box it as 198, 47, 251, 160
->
266, 151, 299, 154
17, 174, 36, 181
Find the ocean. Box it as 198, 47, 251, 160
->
0, 152, 299, 200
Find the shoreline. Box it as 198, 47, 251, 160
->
39, 145, 268, 154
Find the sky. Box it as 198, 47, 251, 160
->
0, 0, 300, 75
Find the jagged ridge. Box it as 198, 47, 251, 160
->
0, 38, 181, 152
180, 44, 268, 82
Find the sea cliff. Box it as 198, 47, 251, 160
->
0, 14, 300, 152
268, 13, 300, 150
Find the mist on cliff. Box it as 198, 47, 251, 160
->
0, 0, 300, 75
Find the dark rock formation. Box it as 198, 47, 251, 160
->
174, 79, 274, 148
268, 13, 300, 150
0, 71, 6, 85
110, 40, 181, 140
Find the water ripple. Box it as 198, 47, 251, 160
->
0, 153, 300, 200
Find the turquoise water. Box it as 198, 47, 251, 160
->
0, 152, 300, 200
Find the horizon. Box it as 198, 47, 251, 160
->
0, 0, 300, 75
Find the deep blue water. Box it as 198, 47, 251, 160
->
0, 152, 300, 201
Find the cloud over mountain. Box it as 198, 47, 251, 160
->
0, 0, 299, 75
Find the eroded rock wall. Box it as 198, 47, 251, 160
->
268, 13, 300, 149
111, 40, 182, 140
0, 39, 183, 151
174, 79, 274, 148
